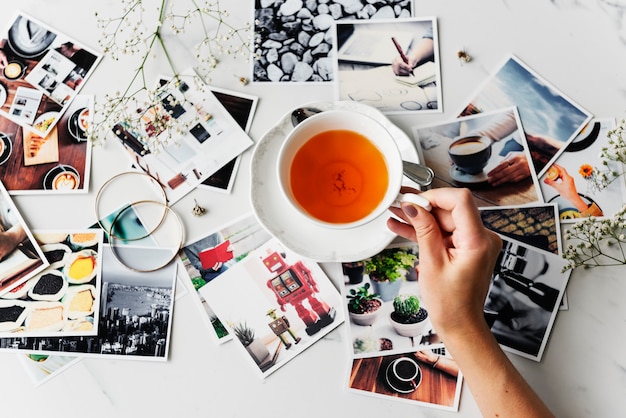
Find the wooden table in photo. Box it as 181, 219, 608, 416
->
349, 353, 458, 407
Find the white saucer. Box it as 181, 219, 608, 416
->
250, 101, 420, 262
449, 165, 488, 184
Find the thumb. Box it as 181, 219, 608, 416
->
400, 203, 446, 267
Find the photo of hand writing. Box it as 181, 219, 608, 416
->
335, 18, 441, 114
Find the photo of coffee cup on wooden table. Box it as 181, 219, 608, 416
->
277, 109, 431, 230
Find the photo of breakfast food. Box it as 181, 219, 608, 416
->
0, 229, 103, 338
0, 94, 92, 194
0, 12, 101, 136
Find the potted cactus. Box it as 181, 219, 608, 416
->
346, 282, 382, 326
365, 247, 417, 301
389, 294, 429, 337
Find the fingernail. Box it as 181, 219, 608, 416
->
403, 204, 418, 218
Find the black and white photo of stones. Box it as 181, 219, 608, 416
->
254, 0, 413, 82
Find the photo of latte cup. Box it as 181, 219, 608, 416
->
448, 135, 492, 174
52, 171, 79, 190
3, 61, 24, 80
277, 109, 430, 230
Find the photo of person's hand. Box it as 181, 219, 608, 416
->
0, 224, 26, 260
542, 164, 587, 210
487, 151, 531, 186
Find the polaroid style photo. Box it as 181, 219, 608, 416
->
179, 213, 272, 344
458, 54, 592, 178
485, 236, 570, 361
480, 203, 562, 255
200, 237, 344, 377
113, 74, 254, 204
0, 229, 103, 338
252, 0, 414, 83
199, 86, 259, 193
0, 181, 48, 297
343, 242, 439, 359
0, 12, 101, 137
539, 118, 626, 222
412, 107, 543, 207
17, 353, 81, 387
0, 245, 177, 361
2, 94, 94, 195
335, 17, 442, 114
347, 346, 462, 411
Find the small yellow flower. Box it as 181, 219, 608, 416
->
579, 164, 594, 178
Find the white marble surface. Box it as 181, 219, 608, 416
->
1, 1, 626, 417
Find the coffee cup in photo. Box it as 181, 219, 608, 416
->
276, 110, 429, 229
52, 171, 80, 190
3, 61, 24, 80
386, 356, 422, 393
448, 135, 492, 174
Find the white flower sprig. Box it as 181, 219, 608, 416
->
90, 0, 251, 147
562, 205, 626, 271
580, 118, 626, 193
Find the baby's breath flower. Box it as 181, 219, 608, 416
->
90, 0, 251, 146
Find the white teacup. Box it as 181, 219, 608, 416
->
276, 109, 430, 229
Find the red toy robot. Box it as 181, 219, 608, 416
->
263, 250, 335, 336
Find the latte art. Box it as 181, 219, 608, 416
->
53, 172, 78, 190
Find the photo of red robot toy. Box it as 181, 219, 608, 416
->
263, 250, 336, 336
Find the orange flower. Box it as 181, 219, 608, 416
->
579, 164, 594, 178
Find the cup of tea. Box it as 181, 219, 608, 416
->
386, 356, 422, 393
448, 135, 492, 174
276, 110, 430, 229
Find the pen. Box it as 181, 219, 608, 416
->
391, 37, 414, 76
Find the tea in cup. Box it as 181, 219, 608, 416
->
448, 135, 492, 174
276, 109, 430, 229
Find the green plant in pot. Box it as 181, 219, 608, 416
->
390, 294, 429, 337
347, 282, 382, 326
231, 322, 271, 366
364, 247, 417, 302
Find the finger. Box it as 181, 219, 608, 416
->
395, 202, 447, 267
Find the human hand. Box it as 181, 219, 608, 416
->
487, 152, 530, 186
391, 56, 414, 76
542, 164, 588, 212
387, 187, 502, 340
0, 225, 26, 260
0, 50, 7, 68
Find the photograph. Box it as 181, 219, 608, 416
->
0, 95, 93, 195
480, 204, 561, 255
200, 86, 258, 193
17, 353, 81, 386
0, 12, 101, 136
459, 55, 592, 178
201, 237, 344, 377
343, 243, 438, 358
253, 0, 413, 82
0, 245, 177, 361
0, 181, 48, 296
179, 213, 272, 343
114, 75, 254, 204
335, 17, 442, 114
412, 107, 542, 207
539, 119, 626, 222
347, 346, 462, 411
0, 229, 103, 338
484, 237, 570, 361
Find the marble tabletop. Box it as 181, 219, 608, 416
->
1, 1, 625, 417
